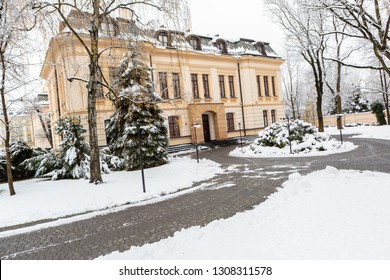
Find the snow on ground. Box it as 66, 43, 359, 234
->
326, 124, 390, 140
99, 166, 390, 260
0, 157, 222, 228
230, 140, 356, 158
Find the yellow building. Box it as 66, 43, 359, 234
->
41, 12, 285, 148
0, 111, 34, 149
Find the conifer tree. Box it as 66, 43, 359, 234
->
53, 116, 91, 180
371, 101, 387, 126
106, 52, 168, 170
343, 88, 370, 114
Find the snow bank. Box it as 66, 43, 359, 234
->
230, 120, 357, 158
99, 167, 390, 259
0, 157, 222, 228
230, 140, 356, 158
326, 125, 390, 140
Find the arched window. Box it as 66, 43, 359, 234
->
215, 39, 228, 54
255, 42, 267, 56
156, 31, 170, 47
187, 35, 202, 50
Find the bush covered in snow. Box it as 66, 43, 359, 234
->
0, 141, 45, 181
371, 101, 387, 126
250, 120, 337, 154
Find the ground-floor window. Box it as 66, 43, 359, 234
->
168, 116, 181, 137
263, 110, 268, 127
271, 109, 276, 123
226, 112, 234, 131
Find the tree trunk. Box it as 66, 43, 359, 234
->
314, 57, 325, 132
316, 89, 324, 132
1, 53, 16, 196
335, 47, 343, 129
35, 107, 53, 147
87, 0, 103, 184
380, 70, 390, 125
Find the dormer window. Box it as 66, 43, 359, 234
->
255, 42, 267, 56
215, 39, 228, 54
187, 35, 201, 51
157, 31, 170, 47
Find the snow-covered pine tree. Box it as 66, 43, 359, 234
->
53, 116, 91, 180
20, 148, 60, 178
343, 87, 370, 114
106, 52, 168, 171
20, 117, 110, 180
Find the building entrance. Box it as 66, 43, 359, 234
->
202, 114, 211, 142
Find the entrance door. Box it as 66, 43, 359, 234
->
202, 114, 211, 142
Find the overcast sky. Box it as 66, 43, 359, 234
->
186, 0, 285, 53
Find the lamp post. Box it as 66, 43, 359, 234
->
193, 123, 201, 163
238, 122, 243, 152
136, 123, 146, 193
336, 114, 344, 144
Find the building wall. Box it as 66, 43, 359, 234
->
0, 113, 35, 149
314, 112, 377, 127
41, 34, 285, 148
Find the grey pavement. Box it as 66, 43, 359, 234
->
0, 136, 389, 259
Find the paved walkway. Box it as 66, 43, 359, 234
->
0, 137, 389, 259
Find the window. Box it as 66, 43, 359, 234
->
188, 36, 201, 50
101, 22, 119, 36
157, 32, 169, 47
226, 113, 234, 132
172, 73, 181, 98
202, 74, 210, 98
271, 110, 276, 123
263, 110, 269, 127
191, 74, 199, 98
256, 75, 262, 97
168, 116, 180, 137
215, 39, 228, 54
264, 76, 270, 97
219, 75, 226, 98
271, 76, 277, 96
255, 42, 267, 55
228, 76, 235, 98
159, 72, 168, 99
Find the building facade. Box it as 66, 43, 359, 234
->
40, 12, 285, 149
0, 111, 35, 149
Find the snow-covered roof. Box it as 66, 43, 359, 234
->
57, 10, 281, 59
149, 31, 281, 58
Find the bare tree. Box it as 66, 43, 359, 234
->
321, 16, 353, 128
320, 0, 390, 76
265, 0, 327, 131
281, 51, 305, 119
32, 0, 189, 184
1, 0, 37, 195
